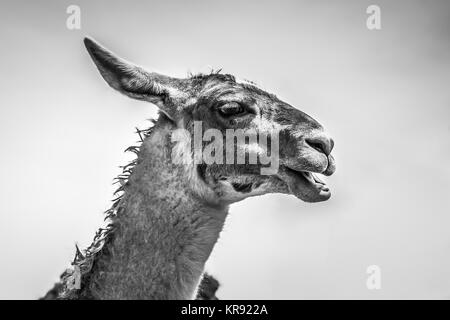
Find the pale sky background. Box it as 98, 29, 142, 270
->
0, 0, 449, 299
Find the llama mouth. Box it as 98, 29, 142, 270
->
278, 166, 331, 202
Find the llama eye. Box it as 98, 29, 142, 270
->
217, 102, 246, 117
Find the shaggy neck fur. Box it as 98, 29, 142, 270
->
62, 117, 228, 299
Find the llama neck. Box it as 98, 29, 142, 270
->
82, 121, 228, 299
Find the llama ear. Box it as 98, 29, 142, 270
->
84, 37, 180, 119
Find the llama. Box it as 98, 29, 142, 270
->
44, 37, 335, 299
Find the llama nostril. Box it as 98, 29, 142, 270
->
305, 136, 333, 156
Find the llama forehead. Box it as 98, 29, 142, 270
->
186, 74, 281, 111
186, 72, 276, 100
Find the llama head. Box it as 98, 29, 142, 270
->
84, 38, 336, 204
